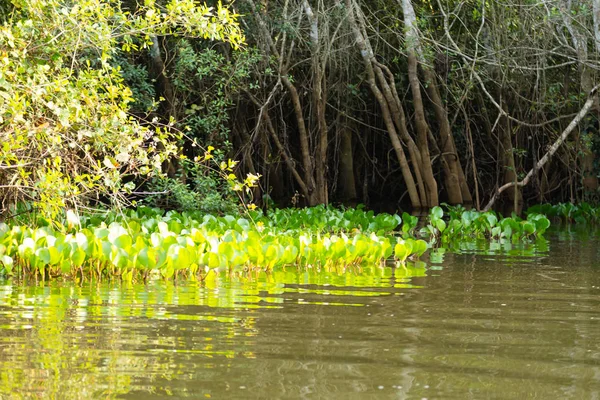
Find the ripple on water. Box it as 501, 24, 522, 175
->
0, 235, 599, 398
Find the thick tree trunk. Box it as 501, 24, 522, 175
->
423, 68, 472, 204
345, 0, 422, 209
407, 53, 439, 206
375, 62, 428, 207
402, 0, 440, 206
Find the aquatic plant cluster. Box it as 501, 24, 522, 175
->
0, 206, 426, 281
0, 205, 552, 281
527, 203, 600, 224
428, 205, 551, 242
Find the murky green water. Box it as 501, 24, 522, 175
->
1, 228, 600, 399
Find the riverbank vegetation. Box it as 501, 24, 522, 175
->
0, 205, 554, 281
0, 1, 597, 280
2, 0, 600, 218
527, 203, 600, 224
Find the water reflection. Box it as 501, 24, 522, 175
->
0, 234, 599, 399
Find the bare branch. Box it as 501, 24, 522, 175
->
483, 84, 600, 211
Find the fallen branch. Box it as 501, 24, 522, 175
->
483, 84, 600, 212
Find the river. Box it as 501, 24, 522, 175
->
0, 227, 599, 399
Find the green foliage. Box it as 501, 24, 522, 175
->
0, 0, 244, 218
527, 203, 600, 224
253, 205, 402, 235
111, 50, 156, 112
394, 237, 428, 264
173, 42, 262, 144
142, 146, 259, 214
422, 206, 447, 239
401, 212, 419, 237
142, 158, 239, 214
142, 176, 237, 214
0, 203, 556, 281
423, 205, 550, 243
0, 206, 426, 281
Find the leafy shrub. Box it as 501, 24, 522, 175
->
141, 148, 249, 214
0, 0, 243, 219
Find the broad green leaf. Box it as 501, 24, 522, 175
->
1, 255, 13, 274
395, 242, 410, 262
431, 206, 444, 220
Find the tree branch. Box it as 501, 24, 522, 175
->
483, 84, 599, 211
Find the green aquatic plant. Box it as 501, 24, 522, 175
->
401, 212, 419, 238
422, 206, 447, 240
527, 202, 600, 224
423, 206, 550, 243
251, 205, 402, 234
0, 206, 426, 281
0, 205, 554, 281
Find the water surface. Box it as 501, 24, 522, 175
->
1, 228, 599, 399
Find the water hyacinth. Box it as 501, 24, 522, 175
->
427, 205, 550, 243
0, 207, 427, 281
0, 205, 551, 281
527, 202, 600, 224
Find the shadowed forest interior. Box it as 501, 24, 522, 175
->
1, 0, 600, 217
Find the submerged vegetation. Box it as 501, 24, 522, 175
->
0, 205, 552, 282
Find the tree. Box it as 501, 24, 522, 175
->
0, 0, 243, 218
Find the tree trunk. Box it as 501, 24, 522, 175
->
345, 0, 422, 209
407, 53, 439, 206
499, 113, 522, 214
244, 0, 318, 205
337, 118, 357, 203
375, 62, 428, 207
150, 36, 176, 120
245, 89, 311, 201
484, 85, 599, 211
559, 0, 598, 193
237, 121, 262, 204
150, 35, 180, 179
423, 68, 472, 204
264, 107, 311, 200
303, 0, 328, 205
281, 76, 317, 204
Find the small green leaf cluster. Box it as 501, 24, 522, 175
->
249, 205, 403, 235
141, 146, 260, 214
0, 206, 427, 281
172, 43, 263, 142
527, 203, 600, 224
423, 205, 551, 243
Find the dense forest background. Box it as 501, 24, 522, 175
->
2, 0, 600, 217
